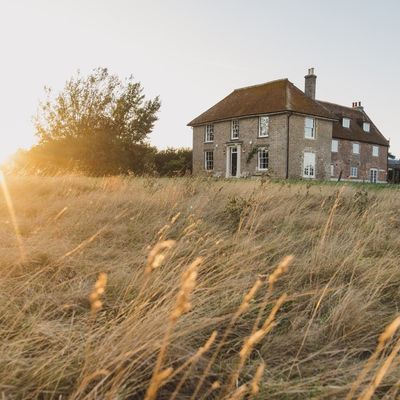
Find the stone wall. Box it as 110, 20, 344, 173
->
192, 114, 288, 178
287, 115, 332, 179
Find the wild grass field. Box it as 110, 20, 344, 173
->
1, 175, 400, 399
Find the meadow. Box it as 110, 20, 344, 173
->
1, 175, 400, 399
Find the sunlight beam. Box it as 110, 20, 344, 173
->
0, 171, 26, 262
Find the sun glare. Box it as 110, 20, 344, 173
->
0, 169, 26, 261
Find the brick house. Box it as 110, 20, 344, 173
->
188, 69, 389, 183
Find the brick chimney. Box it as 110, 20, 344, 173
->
304, 68, 317, 99
352, 101, 364, 112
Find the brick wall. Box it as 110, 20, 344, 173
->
287, 115, 332, 179
331, 140, 388, 182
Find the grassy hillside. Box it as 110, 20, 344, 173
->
1, 175, 400, 399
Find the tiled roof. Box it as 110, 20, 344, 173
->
187, 79, 334, 126
318, 101, 389, 146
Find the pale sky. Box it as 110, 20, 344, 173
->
1, 0, 400, 163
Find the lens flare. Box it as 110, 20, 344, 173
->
0, 170, 26, 261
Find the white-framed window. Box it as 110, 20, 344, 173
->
372, 145, 379, 157
258, 116, 269, 137
370, 168, 378, 183
352, 143, 360, 154
363, 122, 370, 132
303, 151, 316, 178
205, 124, 214, 142
257, 147, 269, 170
331, 139, 338, 152
304, 117, 315, 139
330, 164, 334, 177
231, 119, 239, 139
350, 166, 358, 177
342, 118, 351, 128
204, 151, 214, 170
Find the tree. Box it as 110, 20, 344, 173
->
32, 68, 160, 175
154, 148, 192, 176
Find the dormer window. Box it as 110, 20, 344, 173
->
363, 122, 370, 132
205, 124, 214, 142
231, 119, 239, 139
342, 118, 350, 128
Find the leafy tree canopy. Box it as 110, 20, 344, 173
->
36, 67, 160, 144
31, 68, 161, 175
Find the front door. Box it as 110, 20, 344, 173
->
369, 168, 378, 183
226, 146, 240, 178
303, 152, 316, 178
230, 147, 238, 177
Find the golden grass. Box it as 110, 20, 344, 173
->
0, 175, 400, 399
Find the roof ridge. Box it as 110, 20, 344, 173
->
318, 100, 363, 112
234, 78, 288, 92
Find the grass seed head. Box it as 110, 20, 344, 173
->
268, 255, 294, 291
145, 240, 176, 274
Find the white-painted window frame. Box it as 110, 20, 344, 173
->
303, 151, 316, 178
363, 122, 371, 132
204, 151, 214, 171
352, 142, 360, 154
372, 145, 379, 157
350, 166, 358, 178
370, 168, 378, 183
258, 116, 269, 137
331, 139, 338, 152
257, 147, 269, 170
330, 164, 334, 177
205, 124, 214, 142
231, 119, 239, 140
304, 117, 315, 139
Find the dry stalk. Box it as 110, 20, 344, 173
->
227, 384, 248, 400
252, 256, 294, 336
249, 361, 266, 398
200, 381, 221, 400
193, 278, 264, 400
346, 315, 400, 400
157, 212, 181, 240
320, 187, 345, 246
169, 331, 218, 400
144, 257, 202, 400
226, 294, 287, 395
358, 335, 400, 400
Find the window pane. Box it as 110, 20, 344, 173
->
259, 116, 269, 136
231, 120, 239, 138
305, 117, 314, 128
342, 118, 350, 128
331, 140, 338, 152
258, 148, 268, 169
205, 151, 213, 170
205, 124, 214, 142
305, 118, 315, 138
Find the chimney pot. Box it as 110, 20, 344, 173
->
353, 101, 364, 111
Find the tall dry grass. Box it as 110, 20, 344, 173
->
0, 175, 400, 399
